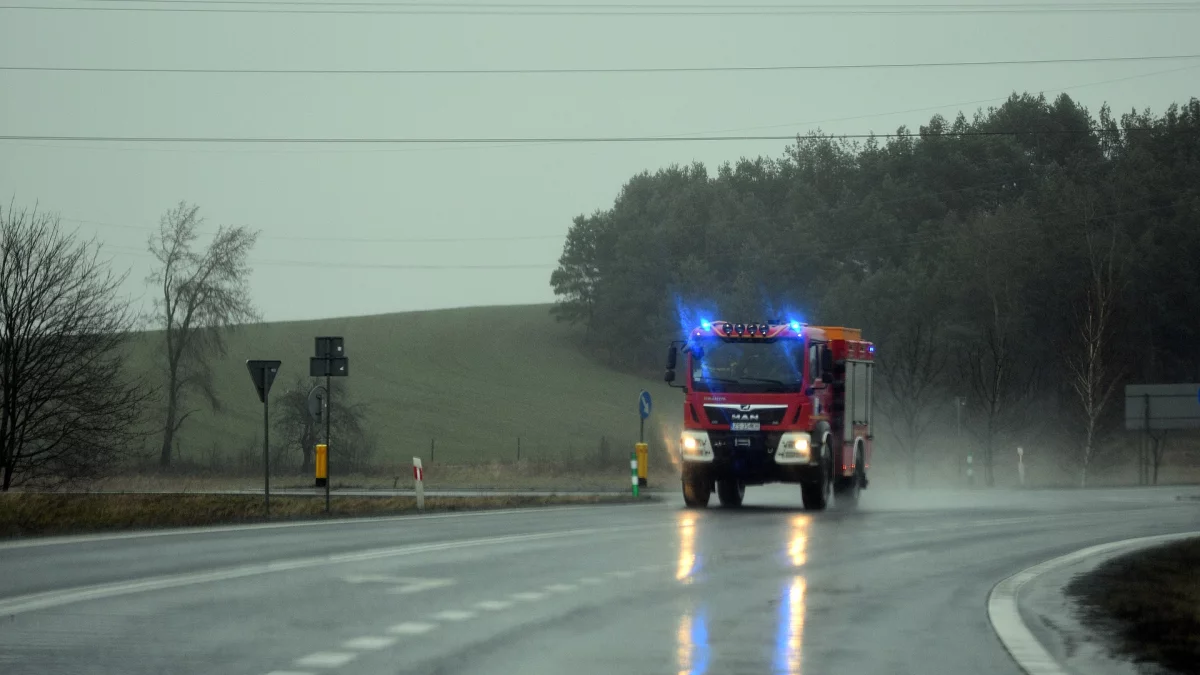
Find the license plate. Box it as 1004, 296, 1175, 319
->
730, 422, 760, 431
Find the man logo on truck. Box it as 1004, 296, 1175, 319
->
664, 320, 875, 512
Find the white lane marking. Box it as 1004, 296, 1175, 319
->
476, 600, 514, 611
988, 531, 1200, 675
0, 526, 643, 617
608, 570, 634, 579
342, 636, 397, 650
294, 652, 357, 668
341, 575, 455, 595
578, 577, 604, 585
266, 671, 314, 675
387, 621, 437, 635
0, 503, 651, 550
545, 583, 578, 593
511, 591, 546, 602
432, 609, 476, 621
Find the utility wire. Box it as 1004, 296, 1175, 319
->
64, 216, 564, 243
0, 129, 1179, 145
6, 0, 1200, 14
7, 54, 1199, 76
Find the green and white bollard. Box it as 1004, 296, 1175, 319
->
630, 451, 639, 498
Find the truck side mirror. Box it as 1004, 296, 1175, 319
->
666, 345, 678, 370
820, 346, 834, 378
664, 368, 676, 383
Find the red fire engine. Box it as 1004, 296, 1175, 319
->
664, 320, 875, 510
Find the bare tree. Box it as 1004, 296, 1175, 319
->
0, 204, 150, 490
878, 312, 947, 487
147, 202, 258, 466
953, 209, 1038, 486
274, 377, 372, 474
1065, 225, 1125, 487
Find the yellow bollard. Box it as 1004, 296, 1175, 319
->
635, 442, 649, 487
315, 443, 328, 487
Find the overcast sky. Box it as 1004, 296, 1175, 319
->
2, 2, 1197, 322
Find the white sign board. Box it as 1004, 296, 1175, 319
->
1125, 384, 1200, 431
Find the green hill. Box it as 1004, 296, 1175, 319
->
131, 304, 678, 471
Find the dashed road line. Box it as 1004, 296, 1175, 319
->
294, 652, 357, 668
545, 583, 578, 592
511, 591, 546, 601
432, 609, 477, 621
578, 576, 604, 585
0, 527, 635, 617
476, 600, 514, 610
608, 570, 635, 579
342, 636, 397, 650
387, 621, 437, 635
266, 671, 313, 675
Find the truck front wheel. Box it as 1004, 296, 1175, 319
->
801, 440, 832, 511
716, 478, 745, 508
682, 466, 711, 508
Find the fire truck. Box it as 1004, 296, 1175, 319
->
664, 320, 875, 510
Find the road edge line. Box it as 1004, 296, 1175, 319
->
0, 501, 659, 551
987, 530, 1200, 675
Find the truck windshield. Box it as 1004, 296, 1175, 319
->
689, 339, 806, 393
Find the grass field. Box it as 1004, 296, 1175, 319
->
0, 493, 643, 539
1066, 537, 1200, 675
126, 304, 680, 474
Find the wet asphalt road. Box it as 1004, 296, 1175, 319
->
1, 485, 1197, 675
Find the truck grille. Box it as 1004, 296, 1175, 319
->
703, 405, 789, 426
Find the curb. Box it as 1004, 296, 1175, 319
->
987, 531, 1200, 675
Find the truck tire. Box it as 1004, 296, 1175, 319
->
716, 478, 745, 508
801, 439, 833, 511
834, 454, 863, 510
682, 467, 711, 508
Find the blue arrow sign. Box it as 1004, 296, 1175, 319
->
638, 390, 652, 420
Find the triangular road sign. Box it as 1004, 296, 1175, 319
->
246, 360, 282, 403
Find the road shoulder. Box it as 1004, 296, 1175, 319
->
988, 531, 1198, 675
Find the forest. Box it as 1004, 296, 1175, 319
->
550, 92, 1200, 486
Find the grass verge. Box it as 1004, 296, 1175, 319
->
1066, 537, 1200, 675
0, 493, 646, 540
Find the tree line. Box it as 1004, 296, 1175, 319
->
0, 200, 369, 490
550, 92, 1200, 486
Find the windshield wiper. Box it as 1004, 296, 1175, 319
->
737, 377, 791, 386
698, 376, 741, 385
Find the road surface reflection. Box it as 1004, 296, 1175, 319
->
677, 513, 699, 583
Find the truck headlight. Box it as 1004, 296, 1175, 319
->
776, 432, 812, 463
680, 430, 712, 462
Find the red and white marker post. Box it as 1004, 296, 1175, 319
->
413, 457, 425, 512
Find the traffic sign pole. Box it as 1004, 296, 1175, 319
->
325, 372, 331, 513
263, 384, 270, 516
636, 390, 652, 489
245, 360, 281, 518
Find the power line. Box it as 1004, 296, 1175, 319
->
0, 129, 1176, 145
7, 54, 1198, 76
63, 216, 564, 243
6, 0, 1200, 14
103, 244, 554, 269
6, 63, 1195, 157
